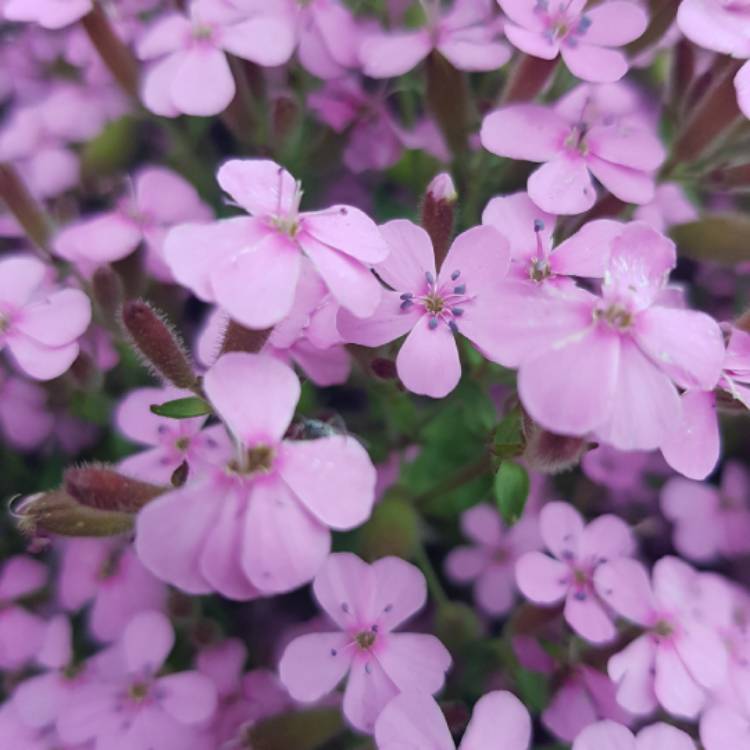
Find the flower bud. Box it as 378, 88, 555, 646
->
521, 411, 589, 474
357, 496, 420, 560
12, 489, 135, 539
370, 357, 398, 380
421, 173, 457, 270
121, 299, 199, 390
426, 51, 469, 154
64, 465, 165, 512
220, 318, 272, 355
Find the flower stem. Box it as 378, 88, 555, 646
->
0, 163, 53, 257
413, 544, 448, 606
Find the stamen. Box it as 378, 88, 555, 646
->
400, 299, 413, 310
533, 219, 545, 232
451, 270, 461, 281
425, 271, 435, 285
577, 15, 592, 32
452, 307, 464, 316
453, 284, 466, 294
428, 317, 438, 330
400, 292, 413, 300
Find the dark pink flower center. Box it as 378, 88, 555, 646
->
355, 628, 378, 650
595, 303, 634, 331
401, 270, 471, 334
228, 444, 275, 475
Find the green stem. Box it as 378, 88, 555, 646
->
413, 454, 492, 509
413, 544, 448, 606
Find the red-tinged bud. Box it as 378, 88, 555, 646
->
501, 54, 557, 103
521, 411, 589, 474
121, 299, 199, 390
220, 318, 272, 355
0, 163, 52, 254
171, 460, 190, 488
370, 357, 398, 380
421, 173, 457, 270
64, 465, 165, 512
69, 351, 102, 391
12, 489, 135, 539
92, 265, 124, 329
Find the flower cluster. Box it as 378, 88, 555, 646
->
1, 0, 750, 748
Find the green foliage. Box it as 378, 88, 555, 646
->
671, 213, 750, 265
494, 461, 530, 525
149, 396, 212, 419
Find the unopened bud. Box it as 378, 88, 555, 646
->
171, 460, 190, 488
121, 299, 199, 390
220, 318, 272, 355
12, 489, 134, 539
521, 411, 589, 474
64, 465, 165, 512
421, 173, 457, 270
272, 95, 299, 147
370, 357, 398, 380
92, 265, 124, 329
69, 351, 102, 390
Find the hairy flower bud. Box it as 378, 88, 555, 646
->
220, 318, 272, 355
521, 410, 589, 474
64, 464, 165, 513
121, 299, 199, 390
421, 173, 457, 270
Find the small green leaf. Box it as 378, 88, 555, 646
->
246, 708, 343, 750
493, 410, 524, 459
515, 667, 550, 714
670, 214, 750, 266
494, 461, 530, 526
150, 396, 211, 419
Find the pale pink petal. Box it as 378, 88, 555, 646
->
6, 336, 79, 381
377, 633, 451, 694
438, 36, 511, 71
278, 631, 352, 701
551, 219, 622, 278
461, 503, 504, 547
123, 610, 174, 673
515, 551, 569, 604
136, 13, 191, 59
596, 338, 681, 451
660, 396, 719, 480
572, 720, 635, 750
203, 352, 299, 444
439, 225, 510, 289
519, 326, 619, 436
216, 159, 298, 217
476, 564, 516, 616
342, 657, 399, 733
164, 217, 262, 301
242, 479, 330, 594
337, 290, 421, 347
288, 341, 350, 387
580, 515, 635, 562
481, 105, 569, 161
54, 213, 141, 264
445, 547, 487, 583
369, 556, 427, 631
115, 386, 193, 446
141, 54, 183, 117
654, 647, 705, 718
528, 157, 597, 215
540, 502, 585, 559
504, 23, 560, 58
0, 606, 45, 669
376, 219, 436, 290
0, 256, 45, 306
735, 61, 750, 119
375, 692, 454, 750
461, 690, 532, 750
12, 672, 66, 729
396, 315, 462, 398
210, 230, 301, 329
302, 207, 390, 264
302, 235, 383, 319
586, 126, 665, 171
0, 555, 47, 600
158, 671, 218, 724
220, 16, 296, 66
565, 593, 617, 643
312, 552, 374, 628
594, 559, 655, 625
701, 705, 750, 750
561, 43, 628, 83
608, 636, 658, 715
674, 620, 728, 690
171, 47, 235, 116
359, 30, 433, 78
280, 435, 376, 530
135, 484, 217, 595
135, 166, 210, 225
199, 492, 259, 600
543, 677, 598, 742
586, 157, 655, 205
481, 192, 556, 261
498, 0, 547, 30
16, 289, 90, 346
583, 2, 648, 46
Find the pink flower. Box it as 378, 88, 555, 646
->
444, 502, 541, 617
374, 690, 531, 750
492, 223, 725, 453
3, 0, 92, 29
499, 0, 648, 82
481, 103, 665, 214
573, 720, 697, 750
360, 0, 511, 78
516, 502, 635, 643
0, 555, 48, 671
594, 556, 728, 717
337, 220, 513, 398
661, 462, 750, 562
57, 611, 217, 749
543, 666, 634, 742
0, 369, 54, 450
0, 256, 91, 381
54, 166, 212, 280
137, 0, 296, 117
136, 353, 376, 597
634, 183, 698, 233
165, 159, 389, 329
482, 191, 623, 284
57, 539, 167, 643
116, 385, 229, 484
279, 552, 451, 733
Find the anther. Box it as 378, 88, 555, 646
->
428, 317, 438, 330
452, 307, 464, 316
400, 292, 413, 300
533, 219, 545, 232
451, 270, 461, 281
453, 284, 466, 294
400, 299, 413, 310
425, 271, 435, 285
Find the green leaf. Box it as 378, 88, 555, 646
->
149, 396, 211, 419
494, 461, 530, 526
246, 708, 343, 750
670, 214, 750, 266
493, 410, 524, 460
515, 667, 550, 714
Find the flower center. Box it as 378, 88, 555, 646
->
564, 123, 589, 154
175, 436, 190, 452
192, 23, 214, 41
128, 681, 151, 702
652, 619, 675, 639
228, 444, 275, 475
595, 303, 633, 331
355, 629, 377, 650
401, 270, 470, 334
